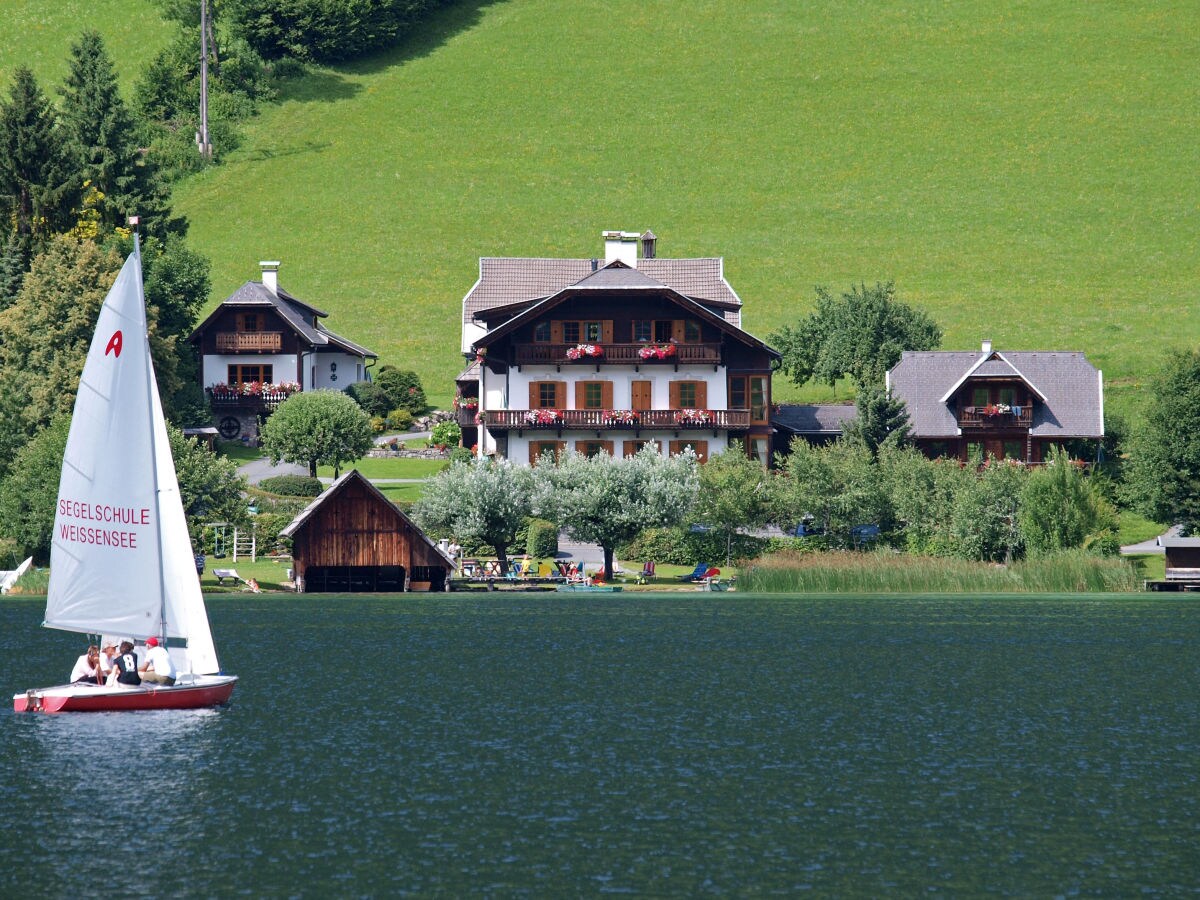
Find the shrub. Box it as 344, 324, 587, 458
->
387, 408, 413, 431
369, 416, 387, 434
448, 446, 473, 464
257, 474, 324, 497
430, 421, 461, 449
375, 367, 428, 416
525, 518, 559, 558
617, 526, 768, 567
344, 380, 389, 416
252, 511, 297, 554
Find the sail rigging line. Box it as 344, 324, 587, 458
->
130, 233, 169, 647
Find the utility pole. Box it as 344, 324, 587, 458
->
197, 0, 213, 159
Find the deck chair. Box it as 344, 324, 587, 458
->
679, 563, 710, 582
636, 561, 656, 584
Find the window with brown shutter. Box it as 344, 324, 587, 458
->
670, 381, 706, 409
530, 381, 564, 409
623, 440, 661, 457
574, 381, 612, 410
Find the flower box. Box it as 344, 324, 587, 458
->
602, 410, 641, 426
522, 409, 563, 426
638, 343, 676, 360
674, 408, 715, 426
566, 343, 604, 361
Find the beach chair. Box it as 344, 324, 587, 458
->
636, 561, 656, 584
678, 562, 710, 582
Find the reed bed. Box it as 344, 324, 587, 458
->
742, 549, 1141, 594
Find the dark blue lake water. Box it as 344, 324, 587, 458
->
2, 594, 1197, 896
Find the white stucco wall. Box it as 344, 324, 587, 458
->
203, 354, 299, 387
305, 352, 367, 391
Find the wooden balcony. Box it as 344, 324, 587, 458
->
207, 388, 294, 411
959, 405, 1034, 429
479, 408, 751, 432
215, 332, 283, 352
456, 407, 480, 426
512, 342, 722, 368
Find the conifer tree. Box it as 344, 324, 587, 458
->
0, 67, 76, 243
59, 31, 181, 239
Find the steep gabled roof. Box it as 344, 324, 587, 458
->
463, 256, 743, 326
189, 281, 377, 358
888, 349, 1103, 439
472, 261, 778, 358
279, 470, 447, 565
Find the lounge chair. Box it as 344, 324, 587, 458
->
679, 563, 711, 582
636, 561, 656, 584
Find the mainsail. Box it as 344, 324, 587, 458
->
44, 244, 221, 675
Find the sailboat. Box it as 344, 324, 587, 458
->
13, 237, 237, 713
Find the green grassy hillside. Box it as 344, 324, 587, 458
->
6, 1, 1197, 413
0, 1, 170, 93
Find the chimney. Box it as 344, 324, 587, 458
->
981, 339, 992, 354
640, 230, 657, 260
260, 260, 280, 295
603, 230, 640, 266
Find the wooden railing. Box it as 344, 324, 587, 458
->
959, 405, 1034, 428
513, 342, 722, 366
480, 409, 751, 431
207, 388, 294, 411
215, 332, 283, 352
456, 407, 480, 426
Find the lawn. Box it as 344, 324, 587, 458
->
0, 0, 170, 94
156, 0, 1197, 420
318, 457, 447, 479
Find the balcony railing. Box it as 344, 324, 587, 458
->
207, 388, 295, 411
456, 407, 480, 426
512, 342, 722, 367
959, 405, 1034, 428
215, 332, 283, 352
479, 408, 752, 431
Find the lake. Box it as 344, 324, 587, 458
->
1, 594, 1197, 895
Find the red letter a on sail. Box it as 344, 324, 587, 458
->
105, 331, 123, 357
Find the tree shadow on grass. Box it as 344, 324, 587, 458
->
272, 0, 506, 105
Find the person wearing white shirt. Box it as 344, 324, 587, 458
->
138, 637, 177, 686
69, 645, 102, 684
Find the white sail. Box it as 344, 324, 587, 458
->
44, 245, 222, 675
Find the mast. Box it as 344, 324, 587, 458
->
130, 221, 169, 645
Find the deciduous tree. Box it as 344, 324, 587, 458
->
771, 438, 890, 543
532, 446, 699, 581
413, 458, 533, 575
259, 389, 374, 477
1019, 447, 1116, 554
0, 418, 70, 564
1123, 348, 1200, 533
770, 281, 941, 390
695, 443, 771, 566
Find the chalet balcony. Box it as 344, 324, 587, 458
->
959, 405, 1034, 429
479, 408, 751, 432
215, 331, 283, 353
207, 387, 296, 412
512, 342, 722, 368
456, 406, 480, 426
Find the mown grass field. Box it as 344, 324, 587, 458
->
4, 1, 1197, 417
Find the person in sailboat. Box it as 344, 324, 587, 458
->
69, 645, 103, 684
111, 641, 142, 686
99, 641, 118, 677
138, 636, 176, 686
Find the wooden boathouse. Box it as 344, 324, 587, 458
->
280, 470, 452, 592
1146, 536, 1200, 591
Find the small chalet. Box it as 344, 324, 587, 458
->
280, 470, 452, 593
887, 340, 1104, 463
772, 404, 858, 455
1157, 537, 1200, 590
189, 261, 378, 441
458, 230, 780, 465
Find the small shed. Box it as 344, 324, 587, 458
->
1161, 537, 1200, 586
280, 470, 452, 592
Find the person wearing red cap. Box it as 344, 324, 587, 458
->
138, 636, 176, 686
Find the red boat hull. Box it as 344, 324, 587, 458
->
13, 676, 237, 713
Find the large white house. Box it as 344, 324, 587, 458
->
457, 231, 780, 465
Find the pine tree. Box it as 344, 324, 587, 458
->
0, 67, 76, 242
0, 231, 30, 312
59, 31, 182, 239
